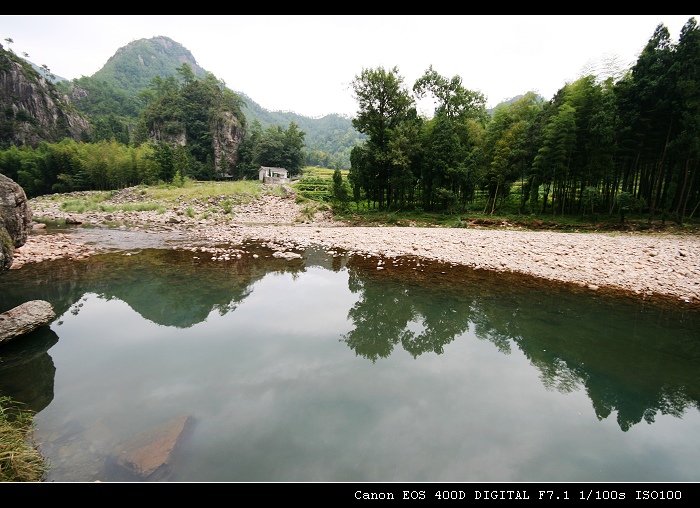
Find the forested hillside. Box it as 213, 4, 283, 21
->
92, 36, 207, 96
49, 36, 359, 169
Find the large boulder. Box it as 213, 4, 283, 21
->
0, 173, 32, 272
0, 300, 56, 345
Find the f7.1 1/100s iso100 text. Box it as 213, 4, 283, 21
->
353, 489, 684, 501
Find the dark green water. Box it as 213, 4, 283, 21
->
1, 237, 700, 482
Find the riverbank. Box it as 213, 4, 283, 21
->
11, 190, 700, 308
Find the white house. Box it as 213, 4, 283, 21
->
258, 166, 289, 183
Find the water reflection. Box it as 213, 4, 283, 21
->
343, 256, 700, 432
1, 243, 700, 481
0, 326, 57, 413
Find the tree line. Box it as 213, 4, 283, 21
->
345, 18, 700, 224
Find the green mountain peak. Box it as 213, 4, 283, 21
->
93, 35, 205, 96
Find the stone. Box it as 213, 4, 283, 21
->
0, 173, 32, 272
112, 415, 192, 481
0, 300, 56, 345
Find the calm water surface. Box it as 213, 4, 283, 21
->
1, 235, 700, 482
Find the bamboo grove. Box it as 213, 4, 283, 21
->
346, 18, 700, 224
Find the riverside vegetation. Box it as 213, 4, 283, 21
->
0, 397, 48, 482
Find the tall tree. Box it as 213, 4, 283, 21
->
669, 17, 700, 223
530, 103, 577, 215
414, 67, 487, 211
281, 121, 306, 176
412, 65, 488, 123
350, 66, 415, 209
616, 23, 676, 221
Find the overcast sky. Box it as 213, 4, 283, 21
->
1, 15, 698, 118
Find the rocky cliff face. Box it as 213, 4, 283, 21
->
147, 111, 244, 176
0, 44, 91, 147
0, 173, 32, 272
145, 105, 244, 177
210, 110, 245, 175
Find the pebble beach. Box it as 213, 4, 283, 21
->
11, 189, 700, 308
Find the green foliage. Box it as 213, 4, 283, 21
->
331, 169, 350, 208
134, 70, 246, 180
616, 191, 645, 223
234, 120, 306, 179
172, 169, 185, 188
0, 139, 182, 197
350, 65, 419, 210
69, 76, 143, 120
238, 92, 363, 170
413, 64, 488, 122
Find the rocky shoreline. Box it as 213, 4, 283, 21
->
11, 190, 700, 308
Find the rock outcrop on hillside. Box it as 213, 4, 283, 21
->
210, 110, 245, 175
0, 173, 32, 272
0, 44, 91, 147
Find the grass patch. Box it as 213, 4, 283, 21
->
117, 202, 164, 213
0, 396, 48, 482
56, 181, 268, 212
143, 180, 264, 204
60, 200, 164, 214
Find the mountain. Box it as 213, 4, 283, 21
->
0, 43, 90, 148
55, 36, 359, 169
91, 36, 207, 96
8, 34, 381, 170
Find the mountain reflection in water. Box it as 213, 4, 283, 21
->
1, 242, 700, 482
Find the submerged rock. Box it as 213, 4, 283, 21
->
110, 415, 193, 481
